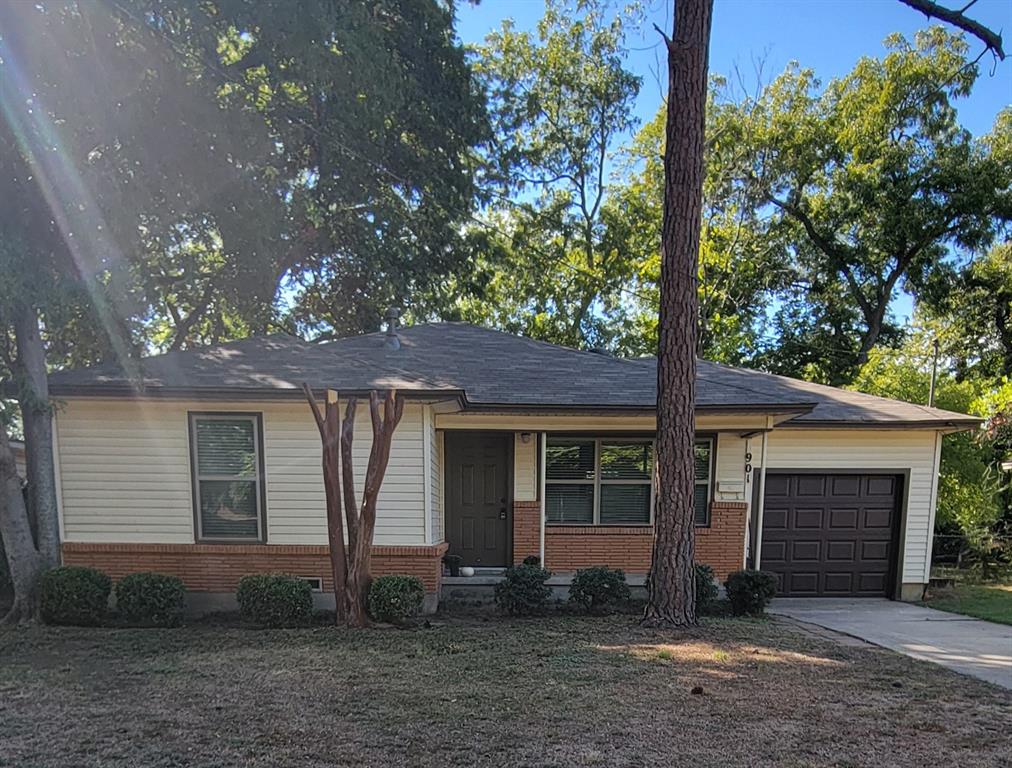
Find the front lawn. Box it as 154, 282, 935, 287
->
1, 615, 1009, 767
925, 584, 1012, 626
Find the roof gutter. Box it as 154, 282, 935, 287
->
779, 418, 982, 432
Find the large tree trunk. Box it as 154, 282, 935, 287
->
0, 424, 44, 624
13, 304, 60, 568
643, 0, 714, 628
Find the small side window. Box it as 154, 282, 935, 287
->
189, 414, 265, 541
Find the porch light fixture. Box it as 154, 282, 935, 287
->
520, 432, 533, 444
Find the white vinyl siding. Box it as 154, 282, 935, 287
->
426, 409, 442, 544
55, 398, 428, 546
513, 433, 538, 501
762, 429, 941, 584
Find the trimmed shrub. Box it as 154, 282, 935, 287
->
115, 572, 186, 627
368, 575, 425, 623
40, 566, 111, 626
522, 554, 541, 566
236, 574, 313, 628
725, 569, 778, 616
568, 566, 630, 613
494, 563, 552, 615
694, 564, 719, 613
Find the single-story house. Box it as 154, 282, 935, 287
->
46, 321, 979, 610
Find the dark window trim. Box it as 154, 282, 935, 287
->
544, 433, 718, 528
188, 411, 268, 544
694, 433, 717, 528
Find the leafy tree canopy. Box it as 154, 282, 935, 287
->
432, 0, 641, 349
853, 318, 1010, 535
149, 0, 489, 340
721, 27, 1011, 384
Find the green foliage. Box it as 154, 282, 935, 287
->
40, 566, 111, 626
163, 0, 488, 340
724, 570, 777, 616
694, 564, 719, 613
115, 573, 186, 627
724, 28, 1012, 383
922, 241, 1012, 381
568, 566, 631, 613
0, 2, 279, 363
367, 575, 425, 624
522, 555, 542, 566
852, 321, 1009, 536
436, 0, 641, 349
607, 94, 792, 360
236, 574, 313, 628
494, 564, 553, 616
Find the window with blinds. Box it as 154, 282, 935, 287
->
694, 438, 714, 526
189, 414, 264, 541
546, 437, 714, 526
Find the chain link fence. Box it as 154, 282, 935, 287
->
930, 533, 1012, 584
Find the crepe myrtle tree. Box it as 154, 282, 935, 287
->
303, 386, 404, 627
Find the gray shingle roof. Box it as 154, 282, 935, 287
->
46, 322, 979, 427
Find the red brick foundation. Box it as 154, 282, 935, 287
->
512, 500, 542, 564
513, 499, 748, 580
62, 542, 449, 594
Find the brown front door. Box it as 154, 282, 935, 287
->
761, 473, 901, 597
445, 432, 511, 567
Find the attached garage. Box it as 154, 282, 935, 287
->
760, 472, 902, 597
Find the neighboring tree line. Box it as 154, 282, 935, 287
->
0, 0, 1008, 621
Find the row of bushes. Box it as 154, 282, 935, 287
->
39, 566, 426, 628
494, 559, 776, 617
41, 567, 186, 627
236, 572, 425, 627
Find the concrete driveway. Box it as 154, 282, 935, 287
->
770, 598, 1012, 689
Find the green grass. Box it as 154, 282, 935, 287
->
925, 584, 1012, 625
1, 614, 1010, 767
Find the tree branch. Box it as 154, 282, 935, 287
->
898, 0, 1005, 59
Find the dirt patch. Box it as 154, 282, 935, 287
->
1, 615, 1009, 767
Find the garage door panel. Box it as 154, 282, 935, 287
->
794, 508, 823, 528
828, 507, 858, 529
764, 507, 789, 530
823, 572, 854, 594
791, 540, 821, 561
826, 540, 856, 561
761, 540, 787, 563
796, 475, 826, 496
788, 572, 820, 594
866, 476, 896, 496
762, 472, 900, 598
765, 475, 792, 497
860, 540, 890, 561
863, 507, 893, 529
858, 573, 887, 593
830, 475, 861, 496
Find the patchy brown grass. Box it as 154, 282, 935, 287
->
0, 614, 1009, 767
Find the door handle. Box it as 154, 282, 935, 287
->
499, 508, 507, 520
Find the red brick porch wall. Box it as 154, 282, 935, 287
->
62, 542, 449, 594
512, 500, 748, 581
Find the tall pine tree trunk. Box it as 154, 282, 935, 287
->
643, 0, 713, 628
14, 304, 60, 568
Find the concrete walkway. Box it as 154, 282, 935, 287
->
769, 598, 1012, 689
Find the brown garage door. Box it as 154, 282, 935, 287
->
760, 473, 901, 597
